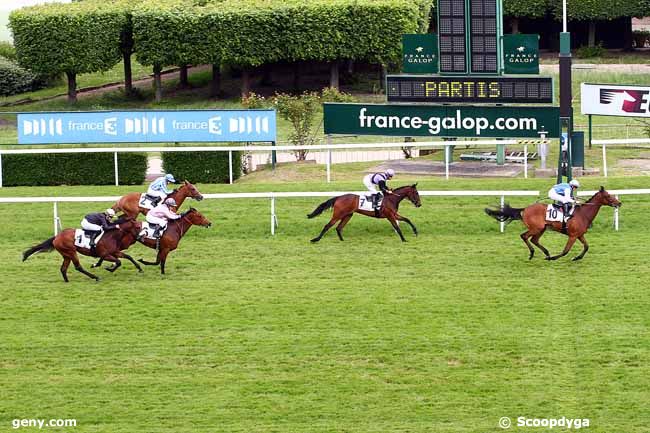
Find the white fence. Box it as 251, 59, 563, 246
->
2, 188, 646, 236
0, 140, 520, 188
592, 138, 650, 177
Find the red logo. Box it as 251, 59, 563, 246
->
600, 89, 648, 113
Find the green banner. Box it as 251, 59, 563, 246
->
402, 34, 438, 73
323, 103, 560, 138
503, 34, 540, 74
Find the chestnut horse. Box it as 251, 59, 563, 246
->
136, 208, 212, 274
22, 218, 143, 282
307, 184, 422, 242
485, 186, 621, 261
112, 180, 204, 218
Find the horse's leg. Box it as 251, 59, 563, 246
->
311, 206, 344, 243
396, 214, 417, 236
387, 216, 407, 242
549, 236, 578, 261
159, 249, 170, 275
335, 214, 353, 241
91, 258, 104, 268
530, 230, 551, 260
71, 253, 100, 281
120, 252, 143, 272
520, 231, 535, 260
60, 257, 71, 283
101, 254, 121, 272
572, 235, 589, 261
139, 255, 161, 266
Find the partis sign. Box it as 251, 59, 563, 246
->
581, 83, 650, 118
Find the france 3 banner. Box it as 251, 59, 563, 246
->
581, 83, 650, 118
17, 110, 277, 144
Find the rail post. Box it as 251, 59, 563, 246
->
444, 144, 450, 180
229, 150, 233, 185
0, 150, 3, 188
614, 195, 619, 231
53, 202, 60, 235
114, 151, 119, 186
326, 134, 332, 183
500, 195, 505, 233
602, 143, 608, 177
524, 143, 528, 179
270, 196, 277, 235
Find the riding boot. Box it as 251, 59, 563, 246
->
373, 193, 381, 217
562, 203, 569, 234
89, 231, 98, 248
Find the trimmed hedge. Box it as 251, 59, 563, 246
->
0, 57, 40, 96
161, 151, 241, 184
1, 153, 147, 186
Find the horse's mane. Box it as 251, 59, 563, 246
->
394, 184, 416, 193
585, 188, 606, 203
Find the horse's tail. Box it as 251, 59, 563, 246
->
307, 197, 338, 219
484, 204, 524, 223
22, 236, 55, 261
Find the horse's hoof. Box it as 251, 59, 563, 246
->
91, 264, 98, 268
572, 256, 582, 262
95, 277, 101, 281
545, 256, 552, 261
529, 255, 534, 260
138, 269, 144, 273
310, 238, 319, 243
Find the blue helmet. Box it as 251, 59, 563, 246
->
165, 174, 176, 183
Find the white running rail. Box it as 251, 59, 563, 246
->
591, 138, 650, 178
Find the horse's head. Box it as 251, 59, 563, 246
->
183, 208, 212, 228
592, 186, 621, 208
402, 183, 422, 208
117, 217, 142, 238
180, 180, 204, 201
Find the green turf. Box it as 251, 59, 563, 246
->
1, 176, 649, 432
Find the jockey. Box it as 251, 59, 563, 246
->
363, 169, 395, 213
548, 178, 580, 216
147, 173, 176, 206
143, 197, 181, 239
80, 208, 119, 247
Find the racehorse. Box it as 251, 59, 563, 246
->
112, 180, 204, 219
22, 218, 143, 282
136, 208, 212, 274
307, 184, 422, 242
484, 186, 621, 261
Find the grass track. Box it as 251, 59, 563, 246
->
1, 177, 649, 432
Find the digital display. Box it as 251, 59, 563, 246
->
438, 0, 467, 73
470, 0, 498, 73
387, 75, 554, 104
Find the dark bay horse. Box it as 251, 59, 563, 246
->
112, 180, 204, 219
22, 218, 143, 282
137, 208, 212, 274
308, 184, 422, 242
485, 186, 621, 261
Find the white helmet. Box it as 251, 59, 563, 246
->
569, 179, 580, 188
105, 208, 116, 217
385, 168, 395, 178
165, 198, 177, 207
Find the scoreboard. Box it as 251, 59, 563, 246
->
387, 75, 554, 104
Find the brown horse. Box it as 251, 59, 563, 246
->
136, 208, 212, 274
308, 184, 422, 242
485, 186, 621, 261
112, 180, 204, 219
22, 218, 143, 282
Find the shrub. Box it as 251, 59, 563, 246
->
1, 152, 147, 186
575, 43, 606, 59
633, 30, 649, 48
161, 151, 241, 184
0, 57, 41, 96
0, 41, 16, 61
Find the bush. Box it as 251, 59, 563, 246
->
575, 43, 606, 59
633, 30, 649, 48
0, 57, 41, 96
161, 151, 241, 184
1, 152, 147, 186
0, 41, 16, 61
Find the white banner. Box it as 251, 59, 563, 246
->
581, 83, 650, 118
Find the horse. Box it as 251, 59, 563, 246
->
112, 180, 204, 219
485, 186, 621, 261
22, 218, 144, 282
307, 184, 422, 243
136, 208, 212, 274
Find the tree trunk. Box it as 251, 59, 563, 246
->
378, 64, 386, 91
210, 64, 221, 98
329, 60, 340, 89
623, 17, 634, 52
123, 50, 133, 96
179, 65, 189, 88
153, 64, 162, 102
347, 59, 354, 75
588, 22, 596, 47
511, 17, 519, 34
241, 67, 251, 98
260, 63, 273, 86
66, 71, 77, 103
293, 62, 301, 93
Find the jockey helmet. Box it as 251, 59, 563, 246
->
569, 179, 580, 188
165, 198, 177, 207
165, 173, 176, 183
385, 168, 395, 178
105, 208, 116, 217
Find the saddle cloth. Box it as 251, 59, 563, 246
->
545, 204, 575, 222
140, 222, 167, 240
138, 193, 159, 210
74, 229, 104, 249
358, 195, 383, 211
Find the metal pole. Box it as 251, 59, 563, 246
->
444, 144, 449, 180
271, 141, 277, 170
0, 151, 3, 188
326, 149, 332, 183
588, 115, 592, 149
228, 150, 233, 185
53, 202, 59, 236
524, 143, 528, 179
562, 0, 567, 32
602, 143, 608, 177
614, 195, 619, 231
114, 151, 119, 186
500, 195, 505, 233
270, 196, 276, 235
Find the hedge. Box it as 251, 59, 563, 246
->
1, 153, 147, 186
161, 151, 241, 184
0, 57, 41, 96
